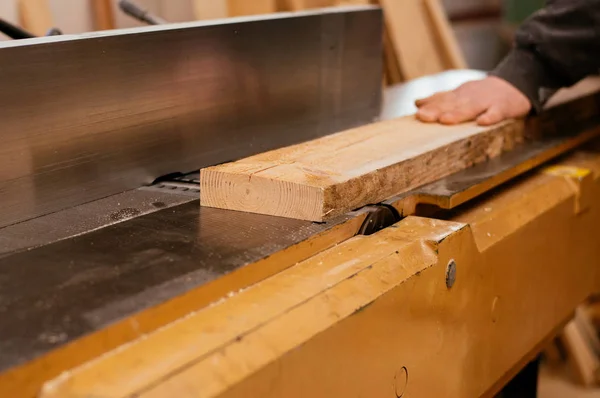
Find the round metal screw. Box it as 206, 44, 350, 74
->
446, 259, 457, 289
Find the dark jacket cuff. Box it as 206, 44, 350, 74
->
489, 48, 549, 114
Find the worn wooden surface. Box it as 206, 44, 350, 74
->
41, 148, 600, 397
201, 118, 524, 221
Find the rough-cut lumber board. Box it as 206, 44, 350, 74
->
423, 0, 467, 69
200, 117, 524, 221
18, 0, 53, 36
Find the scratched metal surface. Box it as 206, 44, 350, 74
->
0, 188, 196, 257
0, 200, 355, 372
0, 6, 383, 228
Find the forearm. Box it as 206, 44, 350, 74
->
490, 0, 600, 112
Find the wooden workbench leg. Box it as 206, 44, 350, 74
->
497, 357, 541, 398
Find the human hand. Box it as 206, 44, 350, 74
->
415, 76, 532, 126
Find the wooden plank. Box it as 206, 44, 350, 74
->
193, 0, 228, 19
276, 0, 302, 11
18, 0, 53, 36
379, 0, 446, 79
383, 24, 403, 84
91, 0, 115, 31
201, 79, 600, 222
227, 0, 277, 16
200, 118, 525, 221
422, 0, 467, 69
192, 0, 230, 19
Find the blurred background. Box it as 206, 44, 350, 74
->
0, 0, 544, 71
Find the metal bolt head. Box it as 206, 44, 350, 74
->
446, 259, 457, 289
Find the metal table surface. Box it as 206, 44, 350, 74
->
0, 202, 354, 372
0, 70, 485, 373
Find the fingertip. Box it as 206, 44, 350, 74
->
475, 116, 493, 126
416, 108, 438, 123
476, 107, 504, 126
415, 97, 430, 107
438, 112, 461, 125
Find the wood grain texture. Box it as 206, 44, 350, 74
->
200, 117, 525, 221
379, 0, 446, 79
18, 0, 53, 36
423, 0, 467, 69
383, 24, 403, 84
193, 0, 228, 19
227, 0, 277, 16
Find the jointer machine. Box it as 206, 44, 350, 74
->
1, 5, 600, 398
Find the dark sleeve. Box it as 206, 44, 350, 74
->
489, 0, 600, 112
